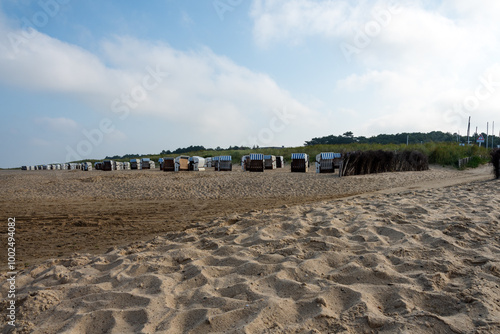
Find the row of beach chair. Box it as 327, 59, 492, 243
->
22, 162, 92, 171
159, 156, 232, 172
239, 153, 340, 174
22, 153, 343, 175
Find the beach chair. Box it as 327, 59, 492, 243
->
189, 156, 206, 171
276, 156, 284, 168
264, 155, 277, 169
130, 159, 141, 170
212, 156, 219, 170
248, 153, 265, 172
162, 157, 175, 171
217, 156, 232, 171
316, 153, 341, 173
141, 158, 151, 169
241, 155, 250, 171
103, 160, 114, 171
291, 153, 309, 172
175, 156, 190, 171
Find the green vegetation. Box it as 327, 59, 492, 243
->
68, 131, 495, 170
158, 145, 248, 155
464, 156, 487, 169
422, 142, 490, 167
93, 142, 491, 169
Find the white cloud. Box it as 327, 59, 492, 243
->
97, 38, 327, 146
250, 0, 500, 134
335, 64, 500, 135
250, 0, 495, 70
250, 0, 352, 47
0, 19, 329, 149
249, 0, 408, 47
1, 31, 124, 96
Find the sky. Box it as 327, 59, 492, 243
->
1, 0, 499, 167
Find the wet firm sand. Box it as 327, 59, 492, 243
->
1, 165, 499, 333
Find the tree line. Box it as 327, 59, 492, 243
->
160, 145, 251, 155
304, 131, 486, 146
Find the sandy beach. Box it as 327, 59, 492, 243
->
1, 165, 499, 333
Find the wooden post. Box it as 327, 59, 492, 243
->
487, 122, 489, 149
467, 116, 470, 145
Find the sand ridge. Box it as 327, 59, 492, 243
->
1, 171, 499, 333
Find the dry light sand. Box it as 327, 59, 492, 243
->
0, 165, 499, 333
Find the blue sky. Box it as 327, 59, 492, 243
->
1, 0, 499, 167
